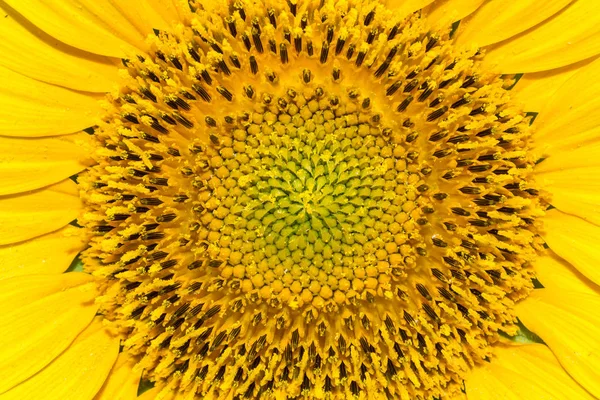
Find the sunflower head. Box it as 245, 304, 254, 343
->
74, 1, 548, 398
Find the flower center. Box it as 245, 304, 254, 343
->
81, 1, 544, 398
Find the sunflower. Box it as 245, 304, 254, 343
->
0, 0, 599, 399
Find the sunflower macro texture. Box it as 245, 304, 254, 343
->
0, 0, 599, 399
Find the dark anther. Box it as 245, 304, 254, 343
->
170, 56, 183, 70
320, 40, 330, 64
478, 153, 497, 161
364, 9, 375, 25
140, 87, 157, 102
244, 85, 254, 99
461, 75, 477, 88
362, 98, 371, 109
268, 8, 277, 27
429, 96, 443, 107
432, 237, 448, 247
429, 130, 448, 141
279, 43, 288, 63
187, 46, 200, 62
474, 198, 496, 206
326, 25, 334, 42
251, 17, 261, 34
124, 114, 139, 124
367, 28, 377, 44
417, 184, 429, 192
303, 69, 312, 83
416, 283, 432, 300
241, 33, 252, 50
404, 311, 416, 326
225, 56, 239, 71
252, 28, 263, 53
427, 106, 448, 122
217, 59, 231, 75
406, 69, 419, 79
146, 71, 160, 83
439, 77, 456, 88
443, 256, 460, 267
288, 0, 296, 15
396, 95, 414, 112
139, 197, 163, 206
433, 192, 448, 200
307, 40, 314, 56
419, 86, 433, 101
249, 56, 258, 74
174, 113, 193, 128
341, 44, 354, 62
388, 24, 399, 40
216, 86, 233, 101
209, 134, 220, 145
386, 81, 401, 96
447, 134, 470, 144
266, 71, 277, 82
374, 61, 390, 78
332, 68, 340, 80
355, 50, 366, 67
205, 116, 217, 127
142, 232, 165, 240
426, 36, 438, 52
468, 164, 492, 172
451, 207, 470, 216
459, 186, 482, 195
156, 213, 176, 223
433, 148, 452, 158
498, 206, 517, 214
149, 177, 168, 186
470, 105, 486, 116
210, 41, 223, 54
94, 225, 114, 233
335, 37, 346, 55
451, 96, 470, 109
406, 132, 418, 142
225, 16, 237, 37
426, 56, 439, 70
404, 79, 419, 93
192, 84, 211, 102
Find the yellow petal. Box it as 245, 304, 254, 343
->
0, 66, 103, 137
481, 0, 600, 73
533, 252, 599, 295
138, 388, 176, 400
456, 0, 574, 48
536, 162, 600, 226
386, 0, 435, 19
532, 56, 600, 149
0, 179, 82, 246
465, 343, 594, 400
542, 209, 600, 288
0, 132, 94, 195
0, 3, 120, 92
94, 353, 141, 400
2, 0, 143, 58
1, 318, 120, 400
115, 0, 187, 34
517, 286, 600, 397
511, 57, 596, 113
425, 0, 485, 28
0, 226, 86, 279
0, 272, 98, 394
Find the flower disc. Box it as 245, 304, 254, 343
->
81, 0, 544, 398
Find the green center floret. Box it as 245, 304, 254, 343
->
193, 86, 421, 309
